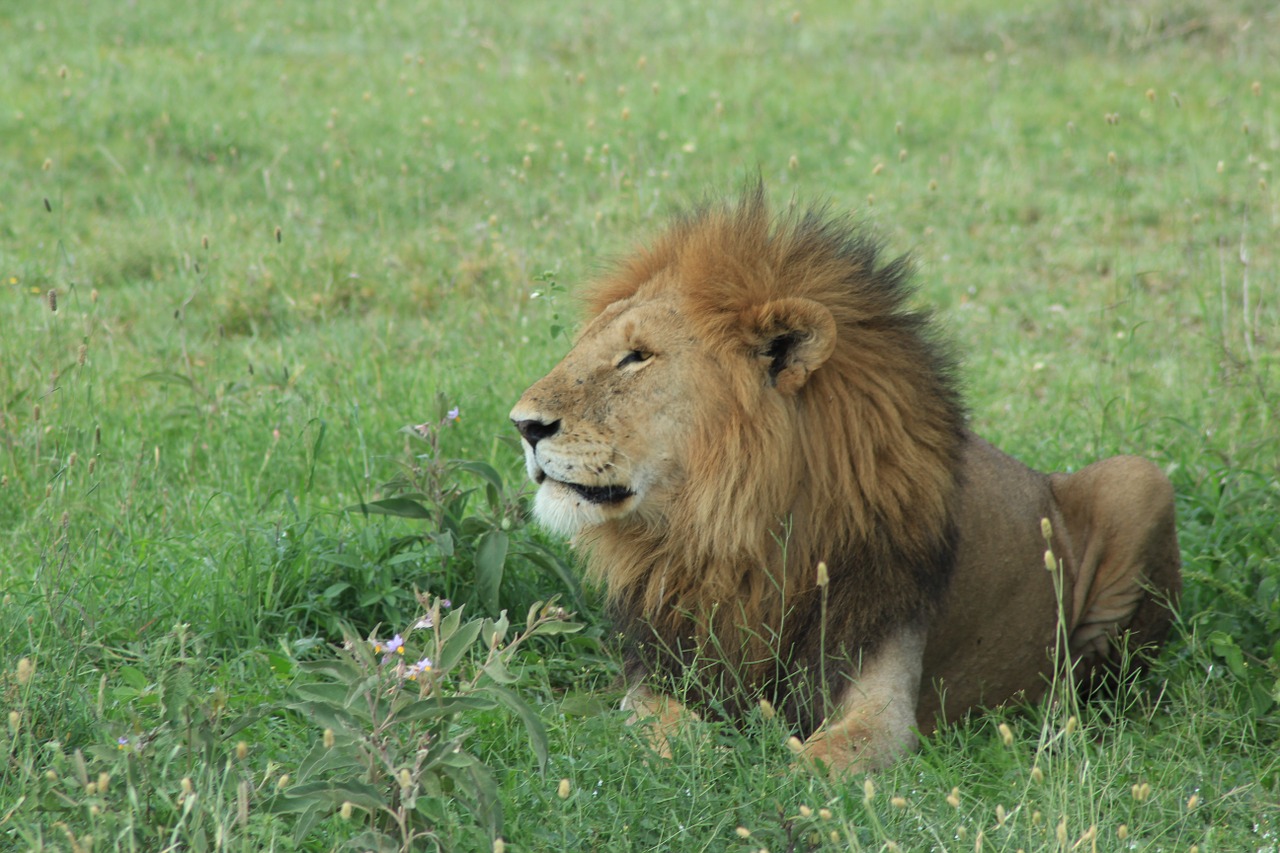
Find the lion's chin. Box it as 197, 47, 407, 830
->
533, 478, 636, 536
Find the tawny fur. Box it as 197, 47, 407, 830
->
511, 186, 1181, 763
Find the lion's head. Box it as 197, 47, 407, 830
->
511, 186, 968, 731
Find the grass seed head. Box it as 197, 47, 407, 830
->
946, 787, 961, 808
558, 778, 571, 799
863, 778, 875, 802
16, 658, 34, 685
816, 561, 829, 587
1031, 766, 1044, 784
339, 801, 353, 820
819, 808, 833, 820
999, 722, 1014, 745
798, 804, 812, 818
735, 826, 751, 838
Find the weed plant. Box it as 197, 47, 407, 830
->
2, 0, 1278, 850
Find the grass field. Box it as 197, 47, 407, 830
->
2, 0, 1278, 850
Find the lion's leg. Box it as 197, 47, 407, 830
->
621, 682, 700, 758
1049, 456, 1181, 689
796, 622, 927, 775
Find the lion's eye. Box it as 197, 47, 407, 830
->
617, 350, 653, 369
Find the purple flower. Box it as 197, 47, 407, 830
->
445, 406, 460, 422
413, 614, 434, 631
117, 736, 129, 750
440, 599, 452, 609
406, 657, 433, 680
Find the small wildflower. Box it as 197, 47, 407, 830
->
413, 613, 434, 630
446, 406, 460, 422
407, 657, 433, 680
378, 634, 406, 659
440, 599, 452, 609
117, 736, 129, 750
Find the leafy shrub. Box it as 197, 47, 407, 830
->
274, 593, 581, 851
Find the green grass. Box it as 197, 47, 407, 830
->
2, 0, 1278, 849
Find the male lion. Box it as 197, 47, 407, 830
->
510, 188, 1181, 773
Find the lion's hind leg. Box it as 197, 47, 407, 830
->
1049, 455, 1182, 695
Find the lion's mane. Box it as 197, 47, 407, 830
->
579, 188, 969, 735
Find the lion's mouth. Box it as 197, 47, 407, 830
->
553, 478, 634, 505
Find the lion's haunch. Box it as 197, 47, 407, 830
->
510, 185, 1181, 774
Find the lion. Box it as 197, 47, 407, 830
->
509, 186, 1182, 773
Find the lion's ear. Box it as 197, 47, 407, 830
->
743, 297, 837, 394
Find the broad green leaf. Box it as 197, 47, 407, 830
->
345, 496, 433, 519
436, 619, 484, 675
481, 684, 548, 771
475, 529, 509, 616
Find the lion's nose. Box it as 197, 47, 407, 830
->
513, 417, 561, 449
